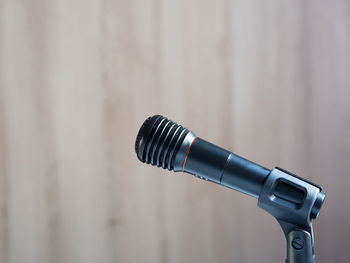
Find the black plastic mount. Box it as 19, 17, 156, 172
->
258, 168, 325, 263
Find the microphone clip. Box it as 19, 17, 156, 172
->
258, 168, 325, 263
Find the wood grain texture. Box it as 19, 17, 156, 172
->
0, 0, 349, 263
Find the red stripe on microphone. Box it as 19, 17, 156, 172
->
182, 137, 197, 172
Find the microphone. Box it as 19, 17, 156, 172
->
135, 115, 325, 263
135, 114, 324, 213
135, 115, 272, 198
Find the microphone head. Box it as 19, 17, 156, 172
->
135, 115, 191, 171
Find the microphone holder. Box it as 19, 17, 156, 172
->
257, 168, 324, 263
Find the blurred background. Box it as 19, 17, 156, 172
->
0, 0, 349, 263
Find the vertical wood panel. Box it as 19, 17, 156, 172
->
0, 1, 349, 263
307, 1, 350, 262
0, 71, 9, 263
1, 1, 51, 262
46, 1, 115, 262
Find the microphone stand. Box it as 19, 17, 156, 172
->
257, 168, 324, 263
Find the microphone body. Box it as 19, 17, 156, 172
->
135, 115, 269, 198
178, 136, 269, 198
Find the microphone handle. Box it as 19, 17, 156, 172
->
180, 137, 270, 198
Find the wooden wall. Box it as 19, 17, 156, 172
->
1, 0, 349, 262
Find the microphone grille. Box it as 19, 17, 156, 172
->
135, 115, 189, 170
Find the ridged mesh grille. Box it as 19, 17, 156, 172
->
135, 115, 189, 170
